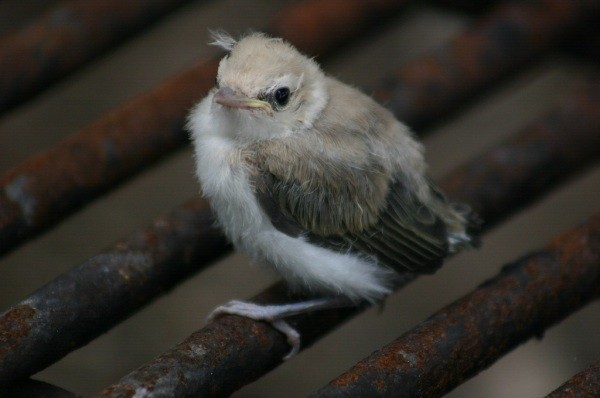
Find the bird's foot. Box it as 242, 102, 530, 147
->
207, 297, 353, 359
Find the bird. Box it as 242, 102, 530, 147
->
187, 31, 479, 359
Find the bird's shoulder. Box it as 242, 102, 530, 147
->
316, 77, 395, 139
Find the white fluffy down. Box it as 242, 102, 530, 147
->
188, 95, 394, 303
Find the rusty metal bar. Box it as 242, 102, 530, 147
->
2, 0, 595, 259
0, 0, 194, 113
98, 281, 405, 398
0, 61, 218, 257
5, 379, 80, 398
96, 80, 600, 397
438, 78, 600, 227
311, 213, 600, 398
267, 0, 407, 57
546, 360, 600, 398
374, 0, 600, 128
0, 0, 408, 258
0, 199, 230, 384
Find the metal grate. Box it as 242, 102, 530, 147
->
1, 0, 598, 396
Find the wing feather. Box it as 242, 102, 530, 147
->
255, 170, 450, 274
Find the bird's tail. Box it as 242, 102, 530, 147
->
427, 179, 482, 252
445, 202, 482, 251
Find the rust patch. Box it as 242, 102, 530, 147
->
546, 360, 600, 397
0, 305, 37, 357
332, 369, 360, 387
373, 378, 385, 392
547, 214, 600, 264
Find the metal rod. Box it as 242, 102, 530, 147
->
0, 199, 230, 384
2, 0, 595, 258
545, 360, 600, 398
311, 213, 600, 397
96, 79, 600, 397
267, 0, 407, 57
0, 0, 407, 258
0, 60, 218, 257
438, 77, 600, 227
374, 0, 600, 128
0, 0, 194, 113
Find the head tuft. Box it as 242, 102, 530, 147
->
210, 32, 329, 137
209, 30, 237, 52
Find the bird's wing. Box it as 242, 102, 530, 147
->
253, 166, 450, 275
334, 179, 449, 273
248, 76, 452, 274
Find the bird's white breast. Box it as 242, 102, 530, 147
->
188, 94, 395, 302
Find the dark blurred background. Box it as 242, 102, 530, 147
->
0, 1, 598, 396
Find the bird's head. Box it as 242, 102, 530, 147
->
209, 32, 328, 141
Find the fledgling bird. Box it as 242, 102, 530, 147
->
187, 31, 479, 358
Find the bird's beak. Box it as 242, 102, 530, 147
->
213, 87, 273, 115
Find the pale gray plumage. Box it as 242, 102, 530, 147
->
187, 32, 479, 358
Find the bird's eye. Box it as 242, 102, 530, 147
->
274, 87, 290, 107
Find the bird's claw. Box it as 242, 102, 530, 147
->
208, 300, 301, 360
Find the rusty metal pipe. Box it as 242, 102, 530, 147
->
0, 0, 195, 113
97, 281, 383, 398
545, 360, 600, 398
0, 60, 218, 257
0, 199, 230, 384
267, 0, 407, 57
311, 213, 600, 397
438, 78, 600, 227
0, 0, 408, 258
375, 0, 600, 128
96, 79, 600, 397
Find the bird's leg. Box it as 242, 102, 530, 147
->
207, 296, 355, 359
